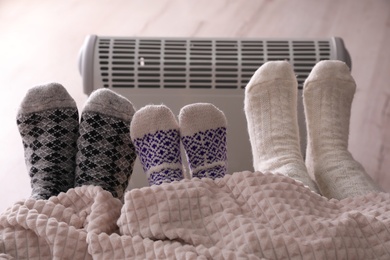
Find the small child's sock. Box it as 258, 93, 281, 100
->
74, 89, 136, 200
303, 60, 381, 199
179, 103, 228, 180
244, 61, 319, 193
16, 83, 79, 199
130, 105, 184, 185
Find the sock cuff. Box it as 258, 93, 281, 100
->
130, 105, 179, 140
82, 89, 135, 122
191, 161, 227, 174
18, 83, 76, 115
179, 103, 227, 136
146, 163, 183, 176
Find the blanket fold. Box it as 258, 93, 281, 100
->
0, 186, 121, 260
1, 172, 390, 259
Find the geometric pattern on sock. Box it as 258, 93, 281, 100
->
75, 112, 136, 199
181, 127, 227, 179
193, 165, 227, 179
149, 168, 184, 186
132, 129, 183, 185
17, 108, 79, 199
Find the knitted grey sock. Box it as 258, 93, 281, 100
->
17, 83, 79, 199
74, 89, 136, 200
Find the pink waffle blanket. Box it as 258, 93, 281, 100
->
1, 171, 390, 259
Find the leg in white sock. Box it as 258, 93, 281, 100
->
244, 61, 319, 193
303, 60, 381, 200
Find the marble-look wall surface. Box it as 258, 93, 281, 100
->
0, 0, 389, 213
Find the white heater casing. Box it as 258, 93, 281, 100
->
78, 35, 351, 189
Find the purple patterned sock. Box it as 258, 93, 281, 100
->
130, 105, 184, 185
179, 103, 228, 180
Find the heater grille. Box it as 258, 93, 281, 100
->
93, 37, 339, 91
78, 35, 351, 189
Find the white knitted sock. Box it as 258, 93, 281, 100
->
303, 60, 381, 200
130, 105, 184, 185
179, 103, 228, 180
244, 61, 319, 193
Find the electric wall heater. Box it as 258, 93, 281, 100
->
78, 35, 351, 189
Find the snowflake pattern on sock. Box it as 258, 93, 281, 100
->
181, 127, 227, 179
17, 108, 79, 199
75, 112, 136, 199
132, 129, 183, 185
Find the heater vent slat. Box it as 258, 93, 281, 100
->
94, 37, 342, 90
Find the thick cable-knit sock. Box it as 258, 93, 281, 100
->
179, 103, 228, 180
244, 61, 319, 193
16, 83, 79, 199
303, 60, 381, 199
74, 89, 136, 200
130, 105, 184, 185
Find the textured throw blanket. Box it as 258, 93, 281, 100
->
1, 171, 390, 259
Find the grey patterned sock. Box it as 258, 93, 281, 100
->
74, 89, 136, 200
16, 83, 79, 199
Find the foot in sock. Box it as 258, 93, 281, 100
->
130, 105, 184, 185
74, 89, 137, 200
179, 103, 228, 180
17, 83, 79, 199
244, 61, 319, 193
303, 60, 381, 199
